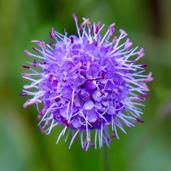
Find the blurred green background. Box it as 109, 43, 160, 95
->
0, 0, 170, 171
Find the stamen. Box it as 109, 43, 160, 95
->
69, 130, 79, 149
22, 64, 31, 69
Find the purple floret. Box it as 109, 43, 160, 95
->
21, 15, 153, 150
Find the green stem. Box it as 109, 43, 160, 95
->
102, 146, 110, 171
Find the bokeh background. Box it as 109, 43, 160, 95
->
0, 0, 170, 171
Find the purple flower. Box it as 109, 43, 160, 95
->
21, 15, 153, 150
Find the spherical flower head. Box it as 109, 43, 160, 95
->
21, 15, 153, 150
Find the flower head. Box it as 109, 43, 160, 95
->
21, 15, 152, 150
